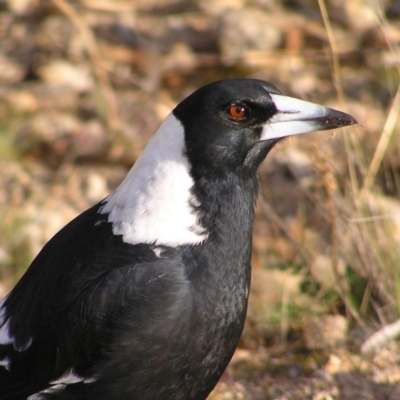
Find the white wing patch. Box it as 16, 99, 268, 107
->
28, 385, 66, 400
0, 298, 32, 352
28, 370, 96, 399
50, 369, 86, 385
100, 113, 208, 247
50, 369, 96, 384
0, 356, 10, 371
0, 318, 12, 345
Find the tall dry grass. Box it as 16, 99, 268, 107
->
316, 0, 400, 340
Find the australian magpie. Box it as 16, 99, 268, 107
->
0, 78, 356, 400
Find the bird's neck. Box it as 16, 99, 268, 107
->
186, 173, 259, 283
195, 172, 259, 241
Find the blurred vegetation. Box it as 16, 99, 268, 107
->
1, 0, 400, 398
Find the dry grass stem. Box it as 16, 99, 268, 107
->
361, 83, 400, 194
318, 0, 360, 201
51, 0, 120, 132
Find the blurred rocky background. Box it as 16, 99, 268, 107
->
1, 0, 400, 398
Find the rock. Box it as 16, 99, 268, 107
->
15, 113, 110, 166
218, 8, 281, 58
3, 88, 39, 114
15, 113, 82, 166
344, 2, 377, 31
71, 120, 109, 162
0, 54, 27, 84
247, 0, 280, 8
7, 0, 39, 14
36, 60, 94, 92
0, 84, 83, 118
196, 0, 245, 16
310, 254, 346, 289
304, 315, 348, 350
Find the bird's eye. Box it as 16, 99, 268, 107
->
228, 105, 247, 120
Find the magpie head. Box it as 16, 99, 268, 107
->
173, 78, 356, 180
100, 78, 356, 247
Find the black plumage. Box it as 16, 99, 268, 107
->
0, 79, 356, 400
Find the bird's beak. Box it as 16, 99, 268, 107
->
260, 94, 357, 141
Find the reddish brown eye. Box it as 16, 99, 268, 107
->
229, 105, 246, 120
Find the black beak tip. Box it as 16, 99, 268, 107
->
322, 108, 358, 130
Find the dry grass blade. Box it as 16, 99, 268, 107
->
369, 0, 400, 76
318, 0, 360, 198
51, 0, 120, 132
361, 83, 400, 195
317, 0, 366, 325
317, 0, 342, 101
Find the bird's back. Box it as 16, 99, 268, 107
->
0, 182, 254, 400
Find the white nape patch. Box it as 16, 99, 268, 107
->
28, 385, 66, 400
0, 298, 32, 352
260, 94, 330, 141
100, 113, 207, 247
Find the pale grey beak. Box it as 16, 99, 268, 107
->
260, 94, 357, 141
